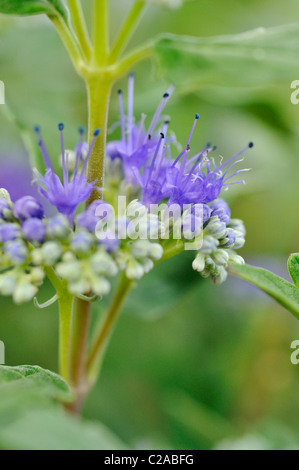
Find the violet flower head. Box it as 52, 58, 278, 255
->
34, 124, 100, 223
132, 113, 253, 208
106, 74, 174, 185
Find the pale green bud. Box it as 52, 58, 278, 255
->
13, 281, 38, 304
41, 242, 62, 265
91, 277, 111, 297
211, 249, 230, 266
228, 252, 245, 265
0, 273, 16, 295
201, 236, 219, 254
148, 243, 163, 261
91, 251, 118, 276
30, 267, 45, 285
126, 258, 144, 280
192, 253, 206, 272
56, 261, 81, 282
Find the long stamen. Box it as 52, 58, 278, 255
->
74, 126, 85, 177
128, 73, 135, 154
34, 126, 54, 171
148, 85, 174, 136
186, 113, 200, 147
146, 133, 165, 188
58, 123, 67, 185
218, 142, 254, 172
118, 89, 126, 142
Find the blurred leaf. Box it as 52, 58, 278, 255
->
288, 253, 299, 288
153, 24, 299, 91
0, 365, 72, 403
0, 408, 126, 450
0, 0, 67, 19
147, 0, 187, 9
0, 365, 126, 449
228, 263, 299, 320
163, 389, 235, 444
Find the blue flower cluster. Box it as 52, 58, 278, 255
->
0, 77, 251, 304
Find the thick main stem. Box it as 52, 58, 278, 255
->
68, 297, 91, 414
86, 77, 113, 201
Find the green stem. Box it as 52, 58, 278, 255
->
109, 0, 146, 63
93, 0, 109, 66
45, 267, 74, 383
58, 291, 74, 383
50, 15, 84, 73
86, 76, 113, 201
68, 0, 92, 60
70, 298, 91, 385
86, 274, 133, 385
115, 42, 153, 77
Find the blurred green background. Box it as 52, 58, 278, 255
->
0, 0, 299, 450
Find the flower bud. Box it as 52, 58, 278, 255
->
220, 228, 236, 248
91, 277, 111, 297
0, 223, 20, 242
192, 252, 206, 272
47, 215, 70, 239
0, 273, 16, 295
228, 219, 246, 236
29, 267, 45, 285
56, 261, 82, 282
22, 218, 46, 243
210, 199, 231, 225
14, 196, 44, 220
233, 230, 245, 249
41, 242, 62, 265
211, 249, 230, 266
70, 231, 94, 254
13, 281, 38, 304
204, 217, 227, 239
148, 243, 163, 261
91, 251, 118, 277
4, 240, 28, 264
0, 188, 11, 203
126, 258, 144, 280
200, 235, 219, 254
228, 253, 245, 265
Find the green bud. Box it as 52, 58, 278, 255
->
91, 251, 118, 276
201, 236, 219, 254
0, 273, 16, 295
30, 267, 45, 285
13, 281, 38, 304
41, 242, 62, 265
91, 277, 111, 297
56, 261, 82, 282
228, 252, 245, 265
211, 249, 230, 266
148, 243, 163, 261
126, 258, 144, 280
192, 253, 206, 272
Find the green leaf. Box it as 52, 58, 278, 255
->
153, 24, 299, 91
0, 0, 67, 20
287, 253, 299, 288
0, 365, 72, 403
0, 408, 127, 450
228, 263, 299, 321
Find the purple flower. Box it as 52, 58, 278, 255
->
22, 218, 46, 243
132, 113, 253, 209
34, 124, 100, 223
210, 199, 231, 225
14, 196, 44, 220
0, 223, 20, 242
106, 74, 174, 185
